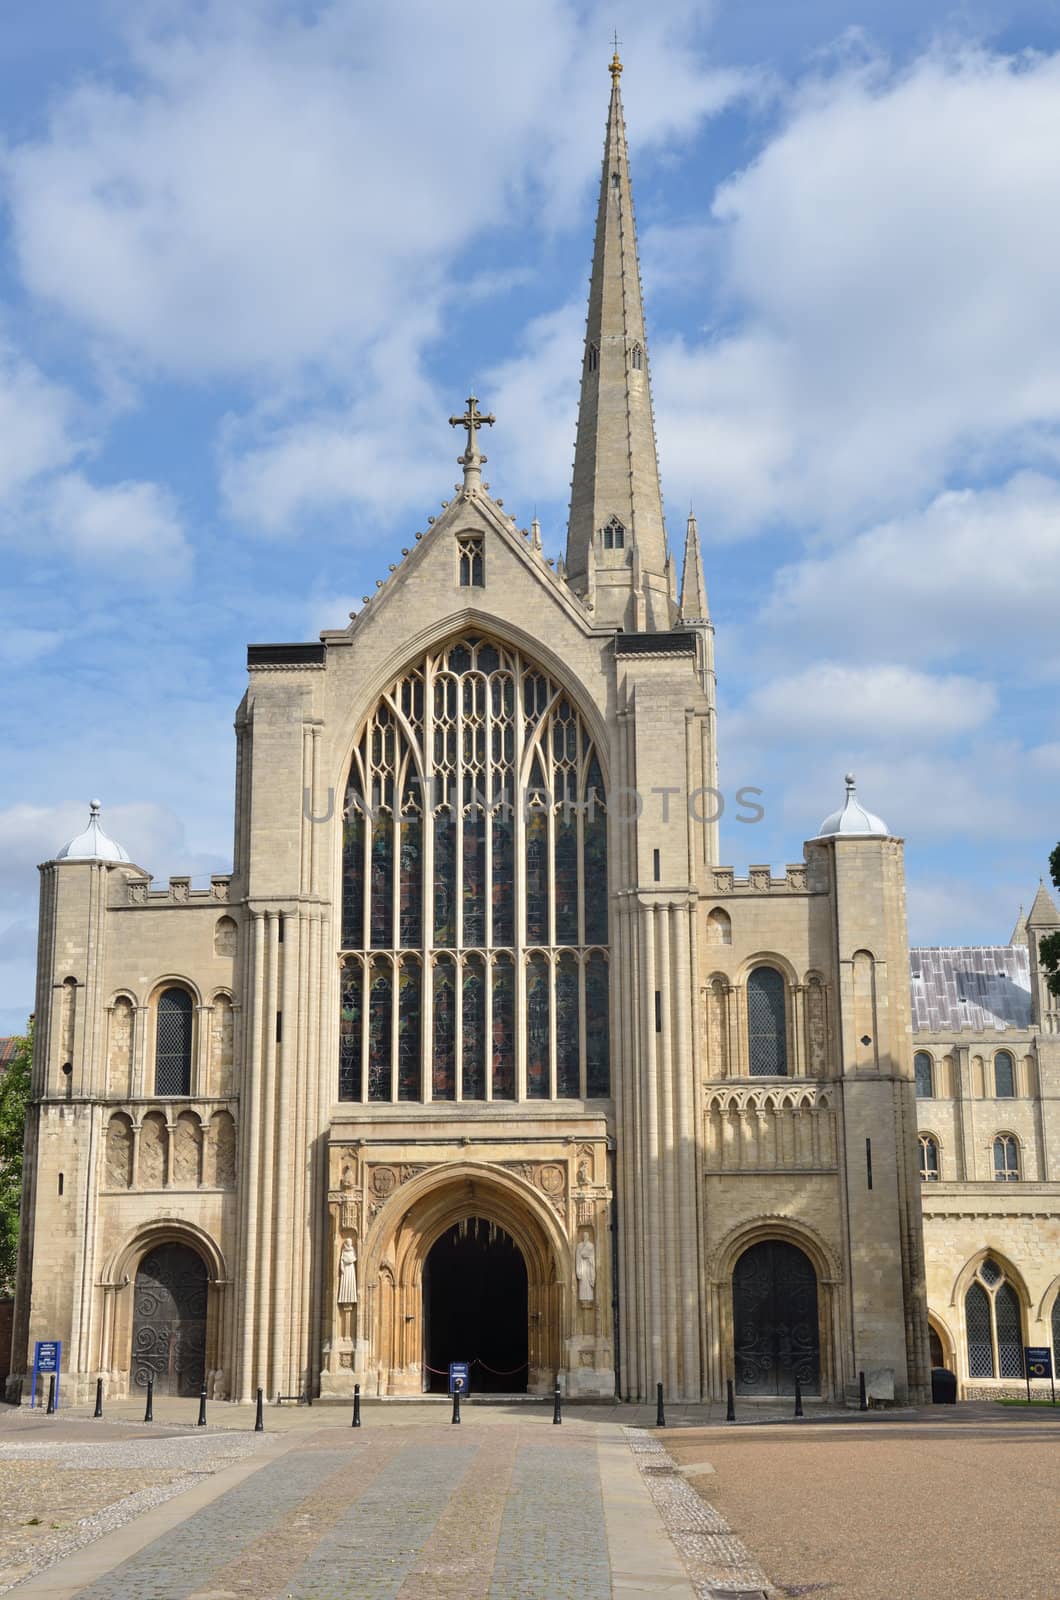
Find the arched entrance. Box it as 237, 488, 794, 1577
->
131, 1244, 208, 1397
423, 1217, 528, 1392
733, 1240, 820, 1396
354, 1165, 569, 1396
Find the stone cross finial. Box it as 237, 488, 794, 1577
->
449, 394, 495, 491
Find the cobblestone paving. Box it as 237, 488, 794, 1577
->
60, 1424, 628, 1600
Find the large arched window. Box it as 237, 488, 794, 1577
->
993, 1050, 1015, 1098
747, 966, 787, 1076
914, 1051, 934, 1098
339, 634, 609, 1103
155, 988, 193, 1097
965, 1258, 1023, 1378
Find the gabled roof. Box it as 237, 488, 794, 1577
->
910, 945, 1032, 1031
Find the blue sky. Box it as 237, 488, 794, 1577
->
2, 0, 1059, 1034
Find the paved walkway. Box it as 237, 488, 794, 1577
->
6, 1413, 696, 1600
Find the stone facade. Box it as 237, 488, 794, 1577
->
8, 58, 1057, 1409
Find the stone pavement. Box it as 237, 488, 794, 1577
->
3, 1409, 697, 1600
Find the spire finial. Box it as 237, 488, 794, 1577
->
845, 772, 857, 793
449, 393, 495, 492
610, 31, 622, 80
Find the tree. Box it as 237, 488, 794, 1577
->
0, 1019, 32, 1292
1041, 844, 1060, 1000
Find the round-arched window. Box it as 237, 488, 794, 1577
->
747, 967, 787, 1077
155, 988, 193, 1097
914, 1051, 934, 1098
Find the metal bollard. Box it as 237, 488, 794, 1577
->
46, 1374, 56, 1415
726, 1378, 735, 1423
794, 1377, 803, 1418
451, 1386, 461, 1425
198, 1386, 208, 1427
858, 1371, 867, 1412
352, 1384, 361, 1428
553, 1382, 562, 1425
94, 1377, 103, 1419
254, 1387, 264, 1432
656, 1381, 666, 1428
144, 1377, 154, 1423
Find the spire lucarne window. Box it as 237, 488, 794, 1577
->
339, 634, 610, 1103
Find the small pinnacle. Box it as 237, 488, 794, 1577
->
415, 532, 423, 540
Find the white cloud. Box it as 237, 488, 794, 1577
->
0, 627, 63, 666
759, 472, 1060, 661
3, 0, 747, 381
0, 344, 77, 499
653, 46, 1060, 534
733, 662, 996, 744
43, 472, 190, 581
483, 303, 584, 520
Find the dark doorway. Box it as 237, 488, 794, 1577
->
733, 1239, 820, 1396
131, 1243, 207, 1397
423, 1217, 528, 1393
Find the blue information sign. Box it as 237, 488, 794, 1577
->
31, 1340, 61, 1409
1025, 1347, 1053, 1379
449, 1361, 470, 1396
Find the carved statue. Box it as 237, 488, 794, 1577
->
575, 1236, 596, 1304
338, 1238, 358, 1305
576, 1159, 591, 1187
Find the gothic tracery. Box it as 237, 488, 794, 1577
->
339, 634, 609, 1103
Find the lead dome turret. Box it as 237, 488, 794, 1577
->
55, 800, 131, 863
817, 774, 890, 838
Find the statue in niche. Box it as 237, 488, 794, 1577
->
575, 1235, 596, 1304
337, 1237, 358, 1305
576, 1159, 591, 1187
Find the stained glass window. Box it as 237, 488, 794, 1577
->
556, 954, 580, 1097
339, 633, 608, 1103
492, 954, 515, 1099
462, 953, 486, 1099
339, 959, 363, 1101
526, 954, 550, 1099
586, 954, 610, 1097
433, 957, 456, 1100
525, 809, 549, 944
747, 967, 787, 1076
994, 1051, 1015, 1098
341, 811, 364, 950
397, 958, 421, 1101
156, 988, 192, 1097
914, 1051, 933, 1098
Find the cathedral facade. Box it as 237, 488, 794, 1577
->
10, 58, 1059, 1408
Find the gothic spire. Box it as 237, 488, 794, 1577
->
679, 510, 709, 623
566, 53, 672, 630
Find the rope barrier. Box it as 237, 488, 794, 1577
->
421, 1357, 531, 1378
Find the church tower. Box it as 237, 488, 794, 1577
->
566, 52, 674, 632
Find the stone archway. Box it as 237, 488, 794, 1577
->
99, 1222, 228, 1400
352, 1166, 568, 1397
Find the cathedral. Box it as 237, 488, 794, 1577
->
10, 56, 1059, 1409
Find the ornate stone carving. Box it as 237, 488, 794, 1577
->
370, 1166, 397, 1198
105, 1114, 133, 1189
138, 1113, 166, 1189
806, 977, 827, 1076
576, 1235, 596, 1303
338, 1239, 358, 1305
537, 1164, 565, 1197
